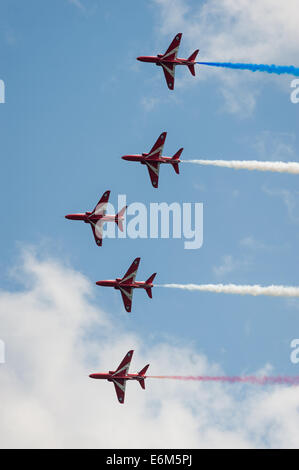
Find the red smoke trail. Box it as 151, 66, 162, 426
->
148, 376, 299, 385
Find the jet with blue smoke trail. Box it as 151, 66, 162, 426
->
137, 33, 199, 90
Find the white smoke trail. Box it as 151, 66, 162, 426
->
183, 159, 299, 175
159, 284, 299, 298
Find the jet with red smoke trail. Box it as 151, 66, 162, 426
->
96, 257, 156, 312
122, 132, 183, 188
89, 350, 149, 404
137, 33, 199, 90
65, 190, 127, 246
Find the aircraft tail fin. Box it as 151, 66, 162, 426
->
146, 273, 156, 284
171, 148, 183, 174
187, 49, 199, 76
115, 205, 127, 232
188, 64, 196, 76
172, 162, 180, 174
172, 148, 183, 160
139, 379, 146, 389
146, 287, 153, 299
138, 364, 149, 389
116, 220, 123, 232
139, 364, 149, 376
145, 273, 156, 299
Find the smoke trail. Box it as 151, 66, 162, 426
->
184, 159, 299, 175
197, 61, 299, 77
148, 375, 299, 386
159, 284, 299, 298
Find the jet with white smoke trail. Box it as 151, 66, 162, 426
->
183, 159, 299, 175
159, 284, 299, 298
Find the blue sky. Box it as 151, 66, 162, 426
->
1, 0, 299, 372
1, 0, 299, 448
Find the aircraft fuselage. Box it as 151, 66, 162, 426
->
89, 373, 146, 381
137, 55, 194, 66
65, 212, 123, 223
122, 154, 181, 165
96, 279, 154, 290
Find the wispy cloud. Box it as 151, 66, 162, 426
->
68, 0, 86, 11
253, 131, 296, 162
240, 236, 268, 251
263, 186, 299, 223
140, 96, 160, 111
213, 254, 250, 278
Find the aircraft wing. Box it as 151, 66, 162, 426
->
90, 220, 104, 246
112, 351, 133, 402
147, 132, 167, 158
120, 257, 140, 284
119, 286, 133, 312
146, 161, 160, 188
162, 33, 182, 61
162, 63, 176, 90
112, 378, 126, 404
113, 350, 134, 376
91, 190, 110, 217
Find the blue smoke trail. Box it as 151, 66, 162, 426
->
197, 61, 299, 77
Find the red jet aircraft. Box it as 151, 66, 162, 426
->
122, 132, 183, 188
65, 190, 127, 246
89, 350, 149, 404
137, 33, 199, 90
96, 257, 156, 312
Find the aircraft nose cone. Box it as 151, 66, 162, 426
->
65, 215, 71, 219
136, 56, 142, 61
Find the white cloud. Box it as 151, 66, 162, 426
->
253, 131, 296, 161
154, 0, 299, 62
213, 255, 237, 277
239, 236, 269, 251
1, 248, 299, 448
140, 93, 181, 112
68, 0, 86, 11
153, 0, 299, 114
140, 96, 161, 111
213, 254, 250, 278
